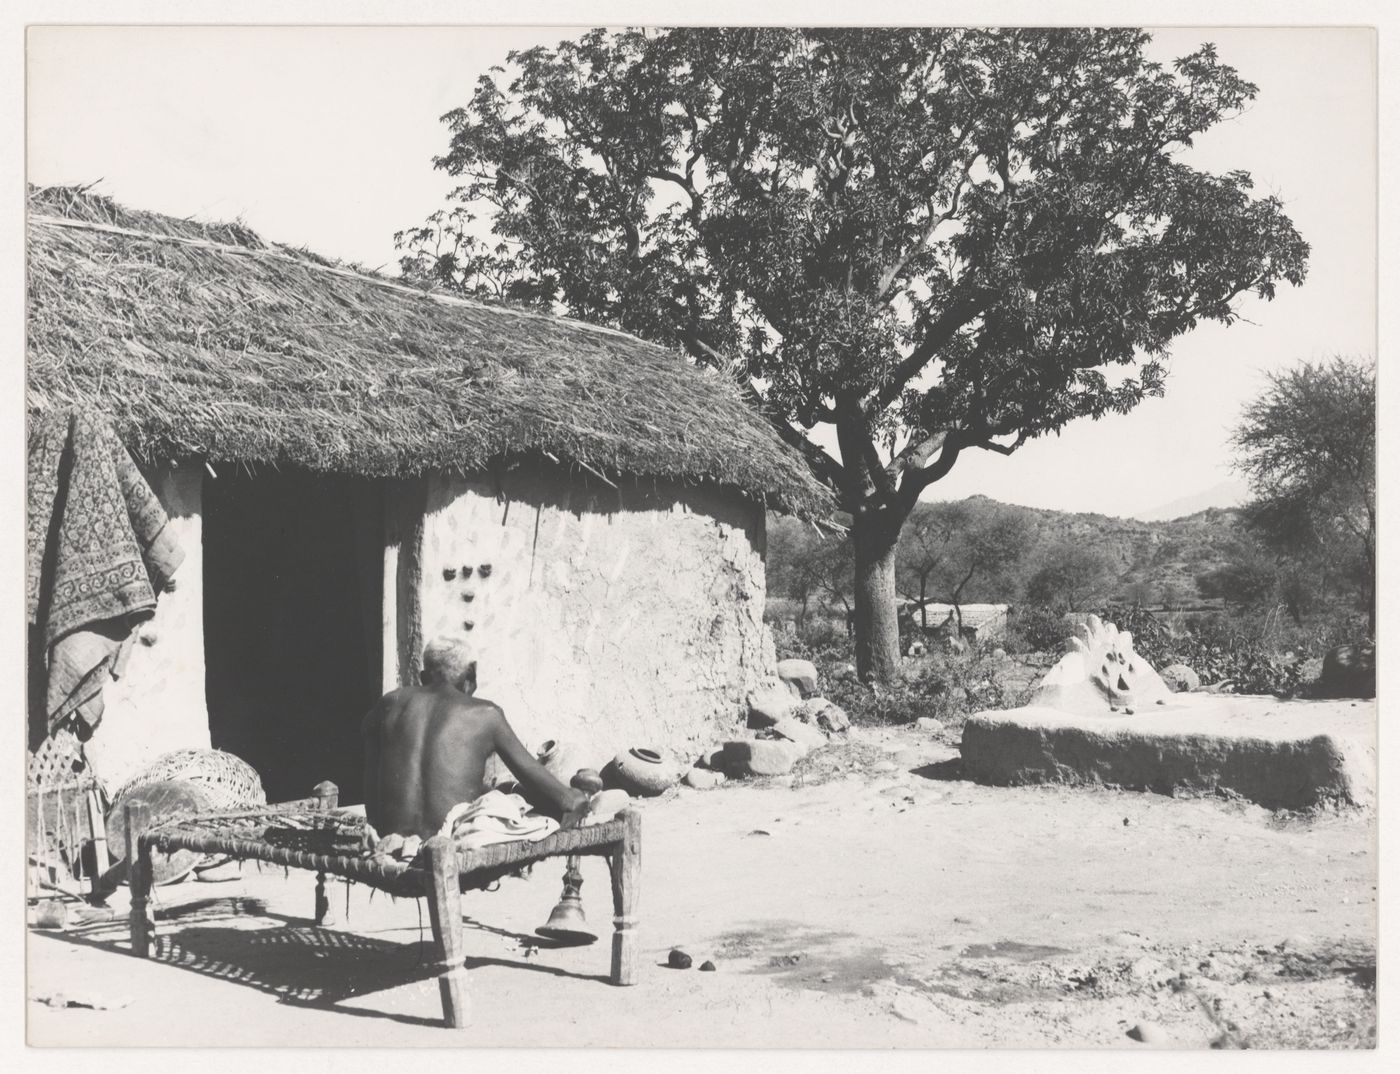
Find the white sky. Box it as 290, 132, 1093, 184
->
26, 24, 1376, 518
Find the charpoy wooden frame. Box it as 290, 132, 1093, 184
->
122, 783, 640, 1029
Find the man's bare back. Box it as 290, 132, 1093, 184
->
363, 683, 585, 839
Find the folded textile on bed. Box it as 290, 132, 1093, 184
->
27, 409, 183, 736
441, 790, 561, 851
361, 788, 631, 863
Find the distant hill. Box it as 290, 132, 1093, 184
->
768, 493, 1253, 609
1135, 478, 1250, 522
979, 495, 1247, 606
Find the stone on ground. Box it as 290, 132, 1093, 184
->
776, 658, 820, 698
793, 696, 850, 733
1128, 1022, 1169, 1045
718, 738, 806, 777
683, 768, 726, 790
747, 686, 797, 728
960, 694, 1376, 811
768, 716, 828, 752
1160, 663, 1200, 693
1317, 643, 1376, 699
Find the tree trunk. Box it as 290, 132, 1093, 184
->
852, 508, 902, 683
951, 564, 976, 638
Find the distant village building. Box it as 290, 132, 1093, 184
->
903, 602, 1010, 643
26, 186, 830, 804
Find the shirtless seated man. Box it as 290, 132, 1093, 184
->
362, 633, 587, 840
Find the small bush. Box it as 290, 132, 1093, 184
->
815, 646, 1034, 732
1004, 605, 1072, 654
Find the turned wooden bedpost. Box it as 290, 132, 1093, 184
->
312, 781, 339, 926
424, 834, 469, 1028
124, 799, 154, 957
609, 808, 641, 986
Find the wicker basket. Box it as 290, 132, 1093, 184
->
111, 748, 266, 812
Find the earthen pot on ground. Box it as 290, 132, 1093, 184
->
602, 748, 681, 797
536, 740, 590, 784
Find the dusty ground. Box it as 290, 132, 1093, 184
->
28, 723, 1377, 1049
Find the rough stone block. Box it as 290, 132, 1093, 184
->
1317, 643, 1376, 699
748, 686, 798, 727
719, 738, 806, 778
776, 658, 820, 698
1160, 664, 1200, 693
683, 768, 727, 790
959, 695, 1376, 811
792, 697, 849, 733
769, 716, 828, 752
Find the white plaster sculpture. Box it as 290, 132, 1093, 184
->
1031, 614, 1171, 716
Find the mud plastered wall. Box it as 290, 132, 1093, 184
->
87, 465, 211, 789
419, 464, 775, 767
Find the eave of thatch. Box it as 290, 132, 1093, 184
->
26, 186, 834, 519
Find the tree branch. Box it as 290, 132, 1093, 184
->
868, 293, 986, 415
973, 432, 1029, 456
896, 431, 965, 511
876, 160, 975, 301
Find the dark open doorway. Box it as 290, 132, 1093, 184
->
204, 469, 381, 805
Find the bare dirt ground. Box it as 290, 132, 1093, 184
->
28, 722, 1377, 1049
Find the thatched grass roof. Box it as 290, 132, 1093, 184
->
27, 186, 832, 518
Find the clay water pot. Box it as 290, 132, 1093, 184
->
602, 747, 679, 797
570, 768, 605, 795
536, 740, 588, 784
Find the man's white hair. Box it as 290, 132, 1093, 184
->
422, 632, 477, 688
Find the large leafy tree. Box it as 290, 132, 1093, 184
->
399, 27, 1309, 681
1231, 356, 1375, 631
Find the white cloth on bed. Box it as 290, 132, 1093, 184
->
439, 789, 560, 851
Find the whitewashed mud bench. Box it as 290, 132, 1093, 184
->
121, 785, 641, 1028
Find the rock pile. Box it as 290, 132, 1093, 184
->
685, 664, 851, 781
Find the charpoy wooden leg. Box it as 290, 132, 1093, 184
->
314, 870, 332, 926
424, 835, 469, 1029
312, 781, 338, 926
608, 809, 641, 986
123, 800, 154, 958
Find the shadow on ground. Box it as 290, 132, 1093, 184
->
35, 894, 610, 1028
910, 758, 965, 782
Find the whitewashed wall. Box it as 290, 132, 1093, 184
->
418, 464, 775, 769
86, 464, 211, 791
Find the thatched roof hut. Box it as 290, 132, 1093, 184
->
27, 185, 830, 518
27, 186, 827, 802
